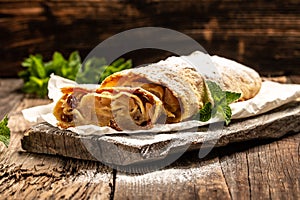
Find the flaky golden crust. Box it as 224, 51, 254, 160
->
100, 53, 262, 122
211, 55, 262, 101
100, 59, 210, 122
54, 52, 262, 130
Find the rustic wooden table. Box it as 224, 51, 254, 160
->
0, 78, 299, 200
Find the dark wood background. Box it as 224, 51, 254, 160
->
1, 0, 299, 77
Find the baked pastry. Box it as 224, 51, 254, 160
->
53, 87, 165, 130
100, 51, 261, 123
53, 51, 262, 130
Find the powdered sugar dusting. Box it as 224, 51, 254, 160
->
117, 159, 220, 183
22, 53, 300, 136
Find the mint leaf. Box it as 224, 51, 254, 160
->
100, 59, 132, 82
0, 116, 10, 147
32, 56, 46, 78
29, 76, 43, 87
206, 81, 224, 103
198, 102, 212, 122
226, 91, 241, 104
222, 105, 232, 125
77, 57, 132, 84
111, 58, 125, 67
198, 80, 241, 125
19, 51, 132, 97
52, 52, 66, 67
68, 51, 81, 64
19, 51, 82, 97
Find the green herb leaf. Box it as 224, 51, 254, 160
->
52, 52, 66, 67
19, 51, 132, 98
100, 59, 132, 82
21, 57, 33, 68
222, 105, 232, 125
111, 58, 125, 67
18, 70, 30, 81
206, 81, 224, 103
198, 102, 212, 122
76, 57, 132, 84
198, 80, 241, 125
19, 51, 80, 97
226, 91, 241, 104
68, 51, 81, 64
32, 56, 46, 78
29, 76, 43, 87
0, 115, 10, 147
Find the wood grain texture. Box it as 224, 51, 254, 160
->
0, 78, 299, 199
21, 101, 300, 166
114, 157, 232, 200
1, 0, 300, 77
0, 79, 23, 119
114, 132, 300, 200
219, 134, 300, 200
0, 79, 113, 200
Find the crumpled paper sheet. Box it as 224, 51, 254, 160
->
22, 57, 300, 136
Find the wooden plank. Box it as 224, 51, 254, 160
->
113, 132, 300, 200
219, 133, 300, 199
1, 78, 299, 199
0, 79, 114, 199
114, 156, 231, 200
21, 101, 300, 166
0, 78, 23, 119
0, 0, 299, 77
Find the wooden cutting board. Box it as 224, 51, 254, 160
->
21, 101, 300, 166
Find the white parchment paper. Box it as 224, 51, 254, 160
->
22, 60, 300, 136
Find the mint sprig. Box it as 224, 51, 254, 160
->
19, 51, 132, 98
19, 51, 82, 98
0, 115, 10, 147
198, 81, 241, 125
76, 57, 132, 84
